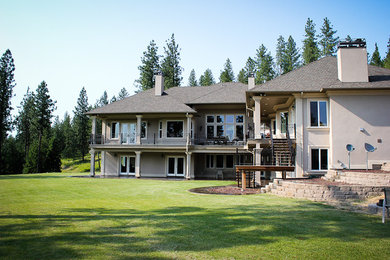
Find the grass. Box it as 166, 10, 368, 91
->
0, 173, 390, 259
61, 155, 100, 173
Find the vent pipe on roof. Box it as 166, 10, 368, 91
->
155, 71, 164, 96
337, 38, 368, 83
248, 73, 255, 90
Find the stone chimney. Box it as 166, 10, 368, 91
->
337, 38, 368, 82
248, 73, 255, 90
155, 71, 164, 96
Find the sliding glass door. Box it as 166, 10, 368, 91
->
167, 156, 185, 177
120, 156, 136, 176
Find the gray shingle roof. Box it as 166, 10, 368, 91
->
87, 82, 247, 115
248, 56, 390, 93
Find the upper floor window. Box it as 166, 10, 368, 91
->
159, 121, 163, 138
167, 121, 183, 138
206, 114, 244, 141
111, 122, 119, 139
310, 101, 327, 127
141, 121, 147, 139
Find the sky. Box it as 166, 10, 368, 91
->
1, 0, 389, 120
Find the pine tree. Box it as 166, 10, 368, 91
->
117, 88, 129, 100
319, 17, 339, 56
370, 43, 383, 67
136, 40, 160, 92
345, 35, 353, 41
0, 49, 15, 170
302, 18, 320, 65
110, 96, 117, 103
383, 37, 390, 69
73, 87, 90, 161
275, 35, 287, 75
16, 88, 35, 161
61, 112, 75, 158
33, 81, 56, 173
219, 58, 235, 82
255, 44, 275, 84
188, 69, 198, 86
199, 69, 215, 86
237, 69, 247, 84
161, 34, 183, 89
284, 36, 301, 73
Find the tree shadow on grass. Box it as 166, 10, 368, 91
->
1, 203, 390, 259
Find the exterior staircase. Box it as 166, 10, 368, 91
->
272, 139, 293, 166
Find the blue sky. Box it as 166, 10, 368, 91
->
1, 0, 389, 119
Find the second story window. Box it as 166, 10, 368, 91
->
141, 121, 147, 139
111, 122, 119, 139
166, 121, 183, 138
159, 121, 163, 138
206, 114, 244, 141
310, 101, 328, 127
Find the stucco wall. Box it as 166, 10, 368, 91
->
104, 152, 119, 176
330, 94, 390, 169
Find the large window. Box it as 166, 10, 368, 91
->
206, 114, 244, 141
166, 121, 183, 138
310, 101, 328, 127
280, 112, 289, 133
216, 155, 224, 168
141, 121, 147, 139
206, 155, 214, 168
311, 148, 328, 171
111, 122, 119, 139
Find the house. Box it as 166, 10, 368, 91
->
87, 39, 390, 180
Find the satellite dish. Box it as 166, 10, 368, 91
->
346, 144, 355, 152
364, 143, 376, 153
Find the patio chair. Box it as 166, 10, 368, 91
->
383, 188, 390, 223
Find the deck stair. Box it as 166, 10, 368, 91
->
272, 139, 293, 166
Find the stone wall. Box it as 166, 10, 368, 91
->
326, 170, 390, 186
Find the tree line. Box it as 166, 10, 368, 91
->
0, 49, 131, 174
136, 17, 390, 90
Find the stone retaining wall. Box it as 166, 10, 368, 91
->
268, 180, 385, 201
334, 171, 390, 186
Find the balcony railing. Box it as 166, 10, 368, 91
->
247, 123, 296, 140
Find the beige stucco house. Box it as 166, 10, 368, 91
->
87, 39, 390, 180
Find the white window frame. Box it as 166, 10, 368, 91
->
111, 122, 119, 139
308, 99, 329, 128
166, 156, 185, 177
309, 147, 329, 172
205, 114, 245, 140
119, 155, 136, 176
166, 120, 184, 139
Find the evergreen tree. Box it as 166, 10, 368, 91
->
284, 36, 301, 73
0, 49, 15, 170
345, 35, 353, 41
16, 88, 35, 161
237, 69, 247, 84
45, 118, 63, 172
370, 43, 383, 67
219, 58, 235, 82
255, 44, 275, 83
33, 81, 56, 173
117, 88, 129, 100
136, 40, 160, 92
302, 18, 320, 65
61, 112, 75, 158
1, 136, 24, 174
188, 69, 198, 86
110, 96, 117, 103
383, 37, 390, 69
96, 91, 109, 107
275, 35, 287, 75
318, 17, 339, 56
161, 34, 183, 89
73, 87, 90, 161
199, 69, 215, 86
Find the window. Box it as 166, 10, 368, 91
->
111, 122, 119, 139
280, 112, 288, 134
311, 148, 328, 171
226, 155, 234, 168
206, 155, 214, 168
141, 121, 147, 139
216, 155, 224, 168
166, 121, 183, 138
310, 101, 328, 127
159, 121, 163, 138
206, 114, 244, 141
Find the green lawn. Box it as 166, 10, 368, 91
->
0, 173, 389, 259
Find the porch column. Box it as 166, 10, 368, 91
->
186, 114, 193, 145
91, 116, 96, 144
253, 96, 262, 139
294, 95, 304, 177
254, 143, 263, 185
185, 152, 192, 180
136, 115, 143, 145
102, 120, 106, 144
135, 151, 142, 178
89, 149, 95, 177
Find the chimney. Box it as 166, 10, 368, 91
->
337, 38, 368, 82
155, 71, 164, 96
248, 73, 255, 90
